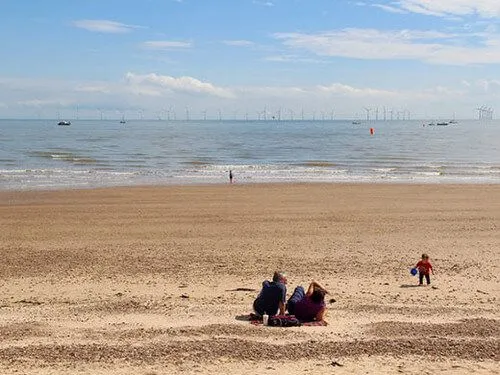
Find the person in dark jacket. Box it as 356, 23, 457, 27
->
253, 271, 287, 316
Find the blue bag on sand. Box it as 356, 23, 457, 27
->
410, 267, 418, 276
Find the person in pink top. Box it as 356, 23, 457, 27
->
286, 280, 328, 322
415, 253, 434, 285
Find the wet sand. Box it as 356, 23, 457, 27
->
0, 183, 498, 374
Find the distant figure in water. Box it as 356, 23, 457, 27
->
229, 170, 233, 184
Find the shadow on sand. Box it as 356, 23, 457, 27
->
400, 284, 421, 288
226, 288, 257, 292
235, 314, 252, 321
235, 313, 262, 322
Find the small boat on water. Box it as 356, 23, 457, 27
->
436, 122, 449, 126
352, 120, 361, 125
58, 120, 71, 126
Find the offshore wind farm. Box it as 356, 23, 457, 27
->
23, 104, 491, 123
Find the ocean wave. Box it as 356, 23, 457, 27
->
2, 118, 499, 189
29, 150, 99, 165
296, 161, 337, 167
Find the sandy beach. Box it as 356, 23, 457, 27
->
0, 183, 498, 374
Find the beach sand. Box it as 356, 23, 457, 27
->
0, 183, 498, 374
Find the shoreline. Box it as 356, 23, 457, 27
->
2, 178, 500, 193
1, 183, 498, 374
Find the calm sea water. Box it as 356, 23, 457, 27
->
1, 119, 499, 190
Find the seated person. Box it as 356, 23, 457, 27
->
286, 280, 328, 322
253, 271, 287, 316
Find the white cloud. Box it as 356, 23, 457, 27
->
274, 28, 500, 65
75, 85, 111, 94
142, 41, 192, 50
17, 99, 69, 107
253, 1, 274, 6
371, 4, 408, 14
125, 73, 235, 98
382, 1, 500, 18
317, 83, 398, 98
238, 86, 308, 97
72, 20, 141, 33
475, 79, 500, 93
263, 54, 325, 63
223, 40, 255, 47
1, 75, 499, 119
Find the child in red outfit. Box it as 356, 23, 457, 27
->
416, 253, 434, 285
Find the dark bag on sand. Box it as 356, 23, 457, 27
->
268, 315, 302, 327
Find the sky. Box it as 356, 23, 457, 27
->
2, 0, 500, 120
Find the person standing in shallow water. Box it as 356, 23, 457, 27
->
229, 170, 233, 184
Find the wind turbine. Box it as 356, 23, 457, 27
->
476, 106, 485, 119
363, 107, 371, 121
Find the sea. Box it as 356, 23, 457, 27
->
1, 119, 499, 191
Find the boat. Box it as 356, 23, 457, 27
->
436, 122, 449, 126
120, 120, 126, 124
449, 119, 458, 124
58, 121, 71, 126
352, 120, 361, 125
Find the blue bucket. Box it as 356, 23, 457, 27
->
410, 267, 418, 276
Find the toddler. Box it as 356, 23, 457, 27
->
415, 253, 434, 285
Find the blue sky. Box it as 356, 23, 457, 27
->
1, 0, 500, 120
